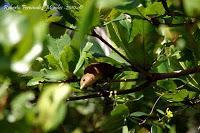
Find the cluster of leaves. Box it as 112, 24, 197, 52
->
1, 0, 200, 132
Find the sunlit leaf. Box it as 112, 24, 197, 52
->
36, 83, 72, 131
9, 92, 35, 122
97, 0, 130, 9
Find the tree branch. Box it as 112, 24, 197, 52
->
161, 0, 170, 14
159, 21, 197, 27
152, 65, 200, 81
67, 93, 101, 101
49, 22, 200, 102
67, 65, 200, 101
182, 96, 200, 106
139, 94, 163, 125
110, 78, 139, 83
67, 81, 152, 101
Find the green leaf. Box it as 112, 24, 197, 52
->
107, 18, 158, 67
97, 0, 131, 9
112, 71, 138, 90
130, 19, 153, 42
157, 80, 177, 91
107, 22, 122, 45
102, 115, 125, 133
0, 11, 28, 46
163, 89, 192, 102
0, 120, 31, 133
168, 125, 176, 133
151, 125, 163, 133
12, 10, 48, 61
106, 22, 129, 63
121, 2, 165, 17
156, 109, 165, 115
73, 42, 93, 74
50, 0, 76, 24
60, 45, 75, 72
183, 0, 200, 17
145, 2, 165, 16
71, 0, 99, 51
0, 78, 10, 97
111, 104, 129, 116
27, 77, 45, 86
6, 0, 30, 5
191, 28, 200, 60
0, 10, 48, 74
47, 34, 78, 73
130, 112, 148, 117
117, 15, 132, 43
46, 10, 62, 23
43, 70, 68, 81
36, 83, 72, 132
122, 125, 129, 133
109, 51, 129, 64
47, 34, 71, 60
10, 92, 35, 122
156, 61, 171, 73
33, 21, 48, 42
45, 54, 61, 70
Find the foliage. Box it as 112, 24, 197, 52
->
0, 0, 200, 132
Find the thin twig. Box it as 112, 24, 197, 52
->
182, 96, 200, 106
110, 78, 139, 83
52, 22, 77, 31
139, 94, 164, 125
39, 78, 79, 83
